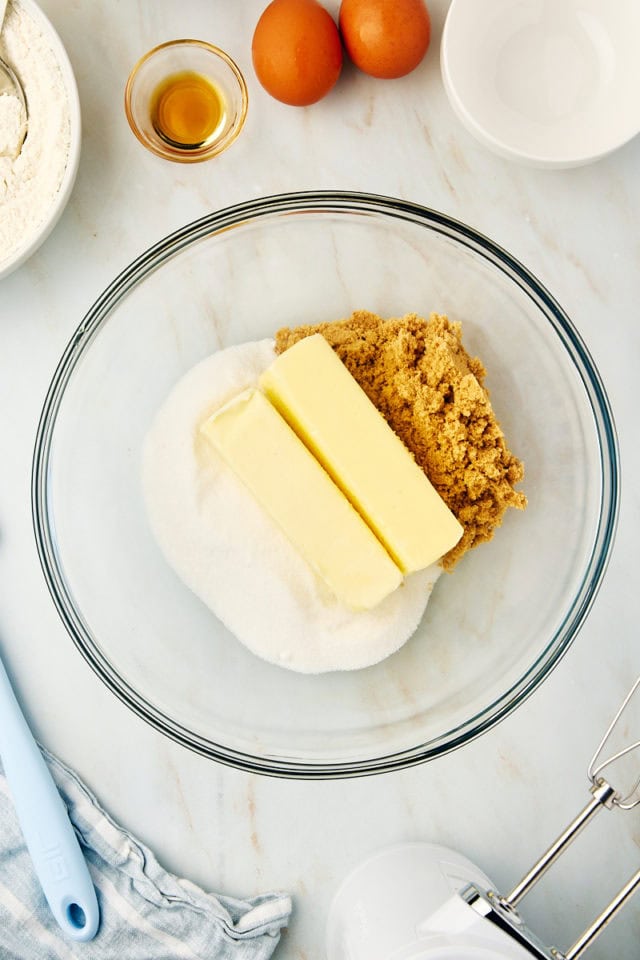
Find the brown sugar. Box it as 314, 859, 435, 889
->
275, 310, 526, 569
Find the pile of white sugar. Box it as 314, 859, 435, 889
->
0, 0, 71, 267
142, 341, 441, 674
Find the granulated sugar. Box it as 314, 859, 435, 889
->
0, 0, 71, 267
142, 340, 439, 674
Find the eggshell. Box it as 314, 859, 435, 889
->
252, 0, 343, 106
339, 0, 431, 79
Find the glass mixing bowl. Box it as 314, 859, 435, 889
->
32, 192, 619, 777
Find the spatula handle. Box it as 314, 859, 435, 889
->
0, 654, 99, 941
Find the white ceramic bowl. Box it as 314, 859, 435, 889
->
441, 0, 640, 168
0, 0, 81, 279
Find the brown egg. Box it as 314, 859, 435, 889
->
252, 0, 343, 106
339, 0, 431, 79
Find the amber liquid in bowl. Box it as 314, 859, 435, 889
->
150, 71, 226, 149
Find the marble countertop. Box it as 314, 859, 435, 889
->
2, 1, 640, 957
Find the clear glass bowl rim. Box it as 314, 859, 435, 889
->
31, 191, 620, 779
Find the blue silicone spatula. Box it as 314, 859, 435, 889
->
0, 651, 100, 941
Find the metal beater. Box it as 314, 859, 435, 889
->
462, 675, 640, 959
328, 675, 640, 960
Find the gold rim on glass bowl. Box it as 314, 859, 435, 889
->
124, 39, 248, 163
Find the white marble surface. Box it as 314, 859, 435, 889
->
1, 1, 640, 957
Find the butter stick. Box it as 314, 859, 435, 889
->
200, 389, 402, 611
260, 334, 463, 572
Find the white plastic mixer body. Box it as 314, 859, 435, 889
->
326, 842, 533, 960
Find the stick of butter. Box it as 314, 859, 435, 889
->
260, 334, 463, 573
200, 389, 402, 611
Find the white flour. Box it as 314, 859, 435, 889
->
142, 340, 441, 674
0, 0, 71, 266
0, 93, 23, 156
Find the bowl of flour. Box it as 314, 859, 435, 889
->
0, 0, 80, 279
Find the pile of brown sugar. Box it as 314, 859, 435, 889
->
275, 310, 526, 569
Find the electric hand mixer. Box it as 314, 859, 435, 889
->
327, 676, 640, 960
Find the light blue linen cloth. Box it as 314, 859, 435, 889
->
0, 749, 292, 959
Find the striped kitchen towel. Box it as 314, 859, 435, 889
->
0, 749, 292, 959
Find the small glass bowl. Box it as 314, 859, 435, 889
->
124, 39, 248, 163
